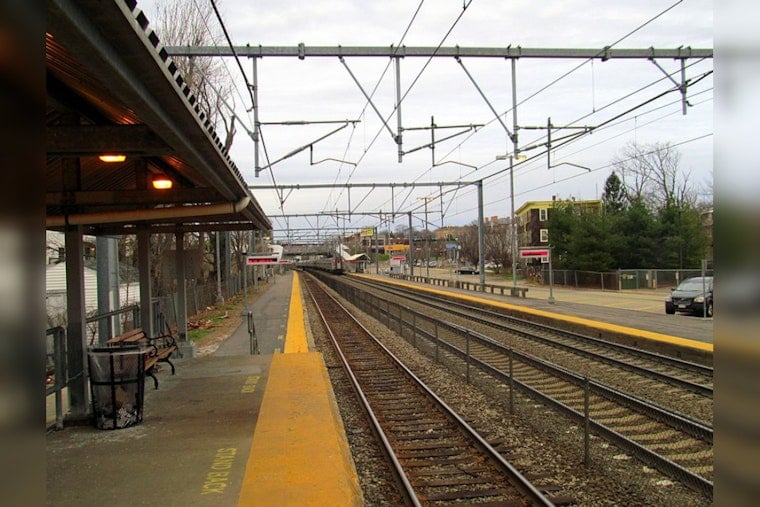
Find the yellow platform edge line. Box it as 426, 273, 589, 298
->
237, 353, 363, 506
284, 271, 309, 353
354, 274, 713, 354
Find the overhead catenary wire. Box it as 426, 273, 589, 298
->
209, 0, 255, 110
433, 0, 692, 171
442, 131, 712, 222
369, 0, 700, 224
184, 1, 709, 238
325, 0, 475, 214
322, 0, 427, 213
407, 52, 711, 219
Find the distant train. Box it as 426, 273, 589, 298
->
297, 256, 345, 275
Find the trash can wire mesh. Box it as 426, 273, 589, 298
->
88, 347, 146, 429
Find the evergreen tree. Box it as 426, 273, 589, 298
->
547, 201, 579, 269
602, 171, 627, 214
569, 211, 615, 271
616, 198, 657, 268
657, 203, 707, 269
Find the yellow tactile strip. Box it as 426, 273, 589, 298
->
353, 274, 713, 354
284, 271, 309, 354
237, 353, 363, 506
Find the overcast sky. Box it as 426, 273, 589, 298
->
139, 0, 713, 242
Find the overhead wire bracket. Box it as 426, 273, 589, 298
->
257, 120, 358, 172
340, 56, 400, 151
648, 46, 691, 115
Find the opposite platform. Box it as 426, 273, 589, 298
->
354, 273, 712, 364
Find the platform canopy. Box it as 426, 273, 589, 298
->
46, 0, 270, 235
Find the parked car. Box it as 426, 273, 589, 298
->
455, 266, 479, 275
665, 276, 713, 317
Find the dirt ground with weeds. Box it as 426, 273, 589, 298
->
191, 284, 271, 356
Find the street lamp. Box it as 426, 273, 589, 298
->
496, 153, 526, 289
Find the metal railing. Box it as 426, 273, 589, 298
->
85, 304, 140, 346
315, 272, 713, 497
248, 311, 259, 355
46, 326, 67, 431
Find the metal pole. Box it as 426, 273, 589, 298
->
477, 180, 485, 290
510, 156, 517, 289
703, 267, 708, 318
215, 232, 224, 304
425, 200, 430, 279
242, 251, 249, 312
252, 231, 259, 292
395, 56, 403, 162
548, 248, 555, 304
252, 57, 261, 177
511, 58, 519, 153
408, 212, 414, 276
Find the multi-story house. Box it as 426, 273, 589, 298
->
515, 198, 602, 248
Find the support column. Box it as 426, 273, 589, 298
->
395, 56, 403, 163
96, 236, 119, 345
175, 231, 195, 357
407, 212, 414, 276
252, 57, 261, 177
477, 180, 486, 289
215, 232, 223, 304
252, 230, 259, 292
137, 226, 153, 337
65, 225, 89, 421
223, 231, 232, 296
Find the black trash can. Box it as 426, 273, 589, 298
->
88, 346, 146, 429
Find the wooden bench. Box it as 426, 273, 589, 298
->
509, 287, 529, 298
105, 328, 178, 389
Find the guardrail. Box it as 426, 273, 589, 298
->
247, 311, 259, 355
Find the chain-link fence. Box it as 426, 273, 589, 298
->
535, 268, 713, 291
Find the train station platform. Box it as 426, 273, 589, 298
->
47, 269, 712, 505
354, 272, 713, 364
46, 271, 363, 506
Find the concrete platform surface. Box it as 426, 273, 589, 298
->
47, 271, 362, 507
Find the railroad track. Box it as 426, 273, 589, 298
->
302, 274, 557, 506
349, 276, 713, 422
312, 272, 713, 498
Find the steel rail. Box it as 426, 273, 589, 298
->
302, 277, 420, 507
354, 277, 713, 395
322, 274, 713, 497
304, 273, 554, 506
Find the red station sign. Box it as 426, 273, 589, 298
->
246, 255, 279, 265
519, 248, 550, 259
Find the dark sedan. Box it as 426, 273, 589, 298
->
665, 276, 713, 317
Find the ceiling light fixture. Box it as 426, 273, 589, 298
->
152, 175, 173, 190
98, 154, 126, 163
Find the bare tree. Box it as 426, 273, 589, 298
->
229, 230, 252, 277
152, 0, 237, 150
613, 141, 696, 209
483, 220, 508, 273
457, 222, 479, 266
